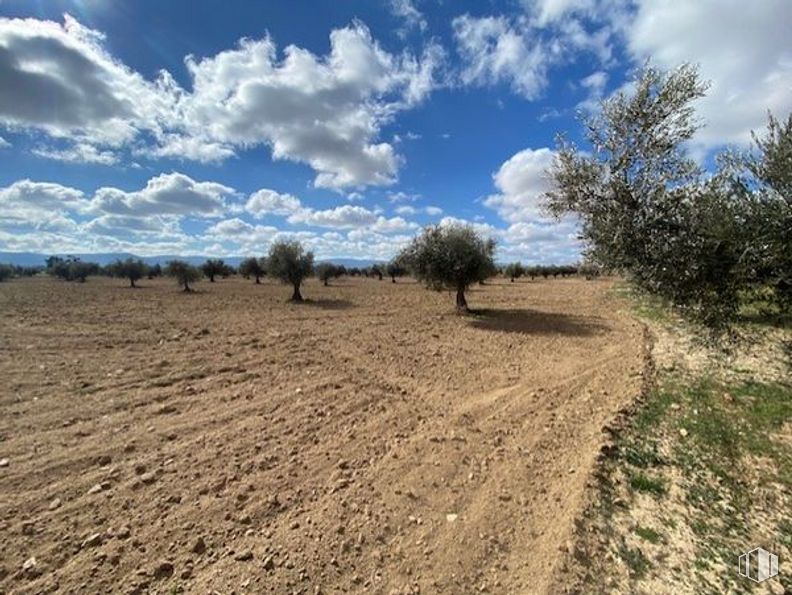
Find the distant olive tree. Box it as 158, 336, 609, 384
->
0, 263, 13, 282
386, 260, 407, 283
46, 256, 99, 282
108, 258, 148, 287
239, 257, 266, 284
315, 263, 338, 286
147, 263, 162, 279
165, 260, 201, 292
504, 262, 524, 282
398, 223, 496, 313
369, 264, 384, 281
201, 258, 229, 282
268, 240, 314, 302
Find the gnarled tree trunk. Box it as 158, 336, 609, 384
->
291, 283, 303, 302
455, 285, 468, 313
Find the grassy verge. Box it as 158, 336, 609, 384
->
570, 284, 792, 594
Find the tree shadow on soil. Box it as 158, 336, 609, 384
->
468, 308, 610, 336
297, 298, 355, 310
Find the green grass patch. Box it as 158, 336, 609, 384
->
628, 470, 666, 496
634, 525, 663, 544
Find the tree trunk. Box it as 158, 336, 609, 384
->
130, 278, 136, 288
324, 279, 328, 287
209, 274, 215, 282
255, 275, 260, 284
183, 280, 191, 292
510, 277, 514, 282
291, 283, 303, 302
391, 277, 396, 283
456, 285, 468, 313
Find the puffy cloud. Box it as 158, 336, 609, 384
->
32, 143, 119, 165
626, 0, 792, 150
139, 134, 235, 164
288, 203, 417, 233
0, 14, 171, 146
0, 15, 443, 189
0, 179, 87, 228
576, 70, 608, 112
175, 22, 443, 189
453, 15, 550, 100
83, 214, 183, 239
204, 218, 280, 250
438, 216, 498, 239
89, 172, 234, 217
387, 190, 420, 202
0, 136, 10, 148
483, 147, 583, 262
245, 189, 302, 217
452, 1, 620, 100
0, 173, 237, 245
484, 147, 556, 223
244, 187, 419, 232
395, 204, 442, 216
395, 205, 416, 215
527, 0, 597, 26
389, 0, 428, 35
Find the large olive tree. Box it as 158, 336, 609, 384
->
268, 240, 314, 302
544, 64, 753, 327
398, 223, 496, 312
726, 113, 792, 312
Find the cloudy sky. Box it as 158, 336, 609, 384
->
0, 0, 789, 262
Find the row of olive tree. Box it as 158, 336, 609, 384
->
503, 263, 580, 282
545, 63, 791, 328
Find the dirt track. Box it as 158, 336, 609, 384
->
0, 276, 645, 594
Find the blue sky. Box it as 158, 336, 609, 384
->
0, 0, 789, 262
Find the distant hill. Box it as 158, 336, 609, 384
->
0, 251, 380, 269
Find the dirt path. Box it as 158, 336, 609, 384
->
0, 276, 645, 594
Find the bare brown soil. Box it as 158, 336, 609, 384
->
0, 276, 644, 594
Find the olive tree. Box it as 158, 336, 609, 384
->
315, 263, 338, 286
268, 240, 314, 302
0, 264, 13, 282
398, 223, 496, 313
201, 258, 229, 282
386, 260, 406, 283
545, 63, 752, 327
239, 257, 266, 284
504, 262, 524, 282
726, 113, 792, 312
108, 258, 147, 287
369, 264, 384, 281
165, 260, 201, 292
147, 263, 162, 279
47, 256, 98, 282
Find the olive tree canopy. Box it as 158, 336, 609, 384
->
544, 63, 755, 327
108, 258, 147, 287
165, 260, 201, 292
268, 240, 314, 301
239, 257, 266, 284
398, 223, 496, 312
